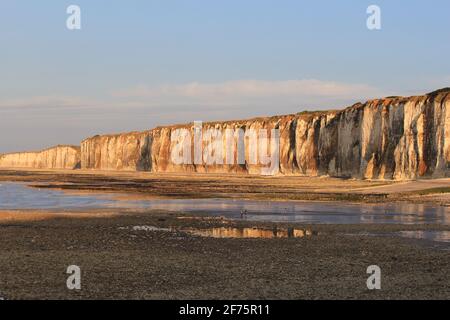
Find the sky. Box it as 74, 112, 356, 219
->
0, 0, 449, 153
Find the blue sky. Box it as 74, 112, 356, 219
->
0, 0, 449, 152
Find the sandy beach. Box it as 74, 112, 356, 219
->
0, 169, 449, 299
0, 208, 448, 300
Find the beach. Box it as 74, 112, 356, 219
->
0, 208, 449, 299
0, 169, 448, 299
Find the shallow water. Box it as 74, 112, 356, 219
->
348, 230, 450, 248
127, 225, 318, 239
184, 226, 318, 238
0, 182, 449, 225
0, 182, 118, 209
397, 230, 450, 243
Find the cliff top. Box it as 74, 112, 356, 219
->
77, 87, 450, 143
427, 87, 450, 97
0, 145, 80, 157
342, 87, 450, 113
82, 88, 450, 141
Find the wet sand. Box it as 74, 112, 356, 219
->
0, 169, 448, 299
0, 209, 449, 300
0, 168, 449, 204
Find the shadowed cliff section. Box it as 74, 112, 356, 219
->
1, 89, 449, 180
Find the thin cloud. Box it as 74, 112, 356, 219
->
0, 95, 101, 109
0, 79, 387, 112
112, 79, 384, 106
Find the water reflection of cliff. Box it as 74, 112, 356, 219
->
186, 227, 318, 239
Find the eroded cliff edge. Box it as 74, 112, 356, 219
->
1, 89, 449, 180
80, 89, 449, 180
0, 145, 81, 170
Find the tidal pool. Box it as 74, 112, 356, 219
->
346, 230, 450, 248
184, 226, 318, 239
0, 182, 449, 225
127, 225, 319, 239
397, 230, 450, 243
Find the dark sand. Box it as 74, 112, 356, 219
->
0, 169, 448, 300
0, 209, 448, 300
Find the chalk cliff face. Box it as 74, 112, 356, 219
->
0, 145, 81, 170
79, 89, 450, 180
81, 132, 151, 171
1, 89, 449, 180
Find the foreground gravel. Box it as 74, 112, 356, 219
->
0, 209, 448, 300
